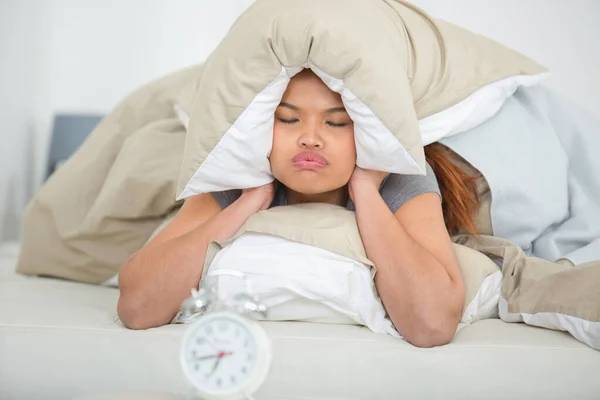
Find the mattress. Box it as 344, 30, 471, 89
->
1, 242, 599, 400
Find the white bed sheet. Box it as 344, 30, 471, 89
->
2, 241, 600, 400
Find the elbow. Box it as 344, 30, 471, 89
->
403, 299, 464, 348
117, 256, 154, 330
117, 293, 172, 330
405, 323, 458, 348
117, 279, 165, 330
116, 254, 180, 330
117, 294, 152, 330
407, 281, 466, 348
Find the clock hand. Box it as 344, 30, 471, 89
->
208, 357, 222, 378
205, 351, 234, 377
193, 351, 233, 361
214, 357, 222, 372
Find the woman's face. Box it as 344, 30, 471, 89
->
270, 69, 356, 195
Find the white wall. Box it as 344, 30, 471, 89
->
1, 0, 599, 241
0, 1, 48, 241
0, 0, 255, 241
413, 0, 600, 116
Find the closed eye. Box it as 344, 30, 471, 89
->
277, 117, 298, 124
327, 121, 350, 128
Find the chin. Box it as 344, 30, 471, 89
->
280, 173, 343, 195
287, 184, 326, 195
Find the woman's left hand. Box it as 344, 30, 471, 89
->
348, 166, 388, 202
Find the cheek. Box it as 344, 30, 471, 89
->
270, 127, 291, 174
337, 133, 357, 171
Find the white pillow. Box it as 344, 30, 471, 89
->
202, 232, 502, 337
103, 273, 119, 287
461, 271, 502, 324
203, 232, 399, 337
419, 73, 548, 145
176, 64, 424, 198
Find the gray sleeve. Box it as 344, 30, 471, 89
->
346, 162, 440, 213
210, 189, 242, 209
380, 162, 441, 213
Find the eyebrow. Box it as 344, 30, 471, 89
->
278, 102, 347, 114
325, 106, 347, 114
278, 102, 299, 111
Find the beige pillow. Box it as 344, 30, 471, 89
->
203, 203, 500, 312
177, 0, 546, 198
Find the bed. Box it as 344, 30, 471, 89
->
2, 241, 599, 400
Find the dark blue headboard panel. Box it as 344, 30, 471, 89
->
46, 114, 104, 179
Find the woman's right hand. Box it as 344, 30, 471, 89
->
241, 181, 277, 211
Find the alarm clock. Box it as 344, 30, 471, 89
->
180, 311, 271, 400
177, 281, 272, 400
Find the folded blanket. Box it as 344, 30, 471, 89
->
455, 234, 600, 350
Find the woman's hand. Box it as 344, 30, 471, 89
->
241, 181, 277, 211
348, 166, 388, 202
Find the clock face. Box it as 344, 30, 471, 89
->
182, 314, 258, 394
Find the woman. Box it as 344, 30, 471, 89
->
117, 69, 480, 347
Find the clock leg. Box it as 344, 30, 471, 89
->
184, 388, 200, 400
243, 391, 257, 400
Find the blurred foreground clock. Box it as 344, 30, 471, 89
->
177, 281, 271, 400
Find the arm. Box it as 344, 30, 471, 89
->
349, 169, 465, 348
117, 184, 274, 330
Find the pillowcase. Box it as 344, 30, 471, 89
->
418, 74, 547, 146
196, 203, 501, 334
204, 232, 399, 336
175, 0, 546, 198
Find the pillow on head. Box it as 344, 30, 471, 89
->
196, 203, 501, 330
176, 0, 546, 198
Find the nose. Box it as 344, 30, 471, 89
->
298, 123, 323, 149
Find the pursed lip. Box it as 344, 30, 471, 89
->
292, 151, 328, 169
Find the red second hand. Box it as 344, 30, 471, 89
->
194, 351, 233, 361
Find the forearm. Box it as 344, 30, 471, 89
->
117, 194, 263, 329
353, 186, 462, 346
